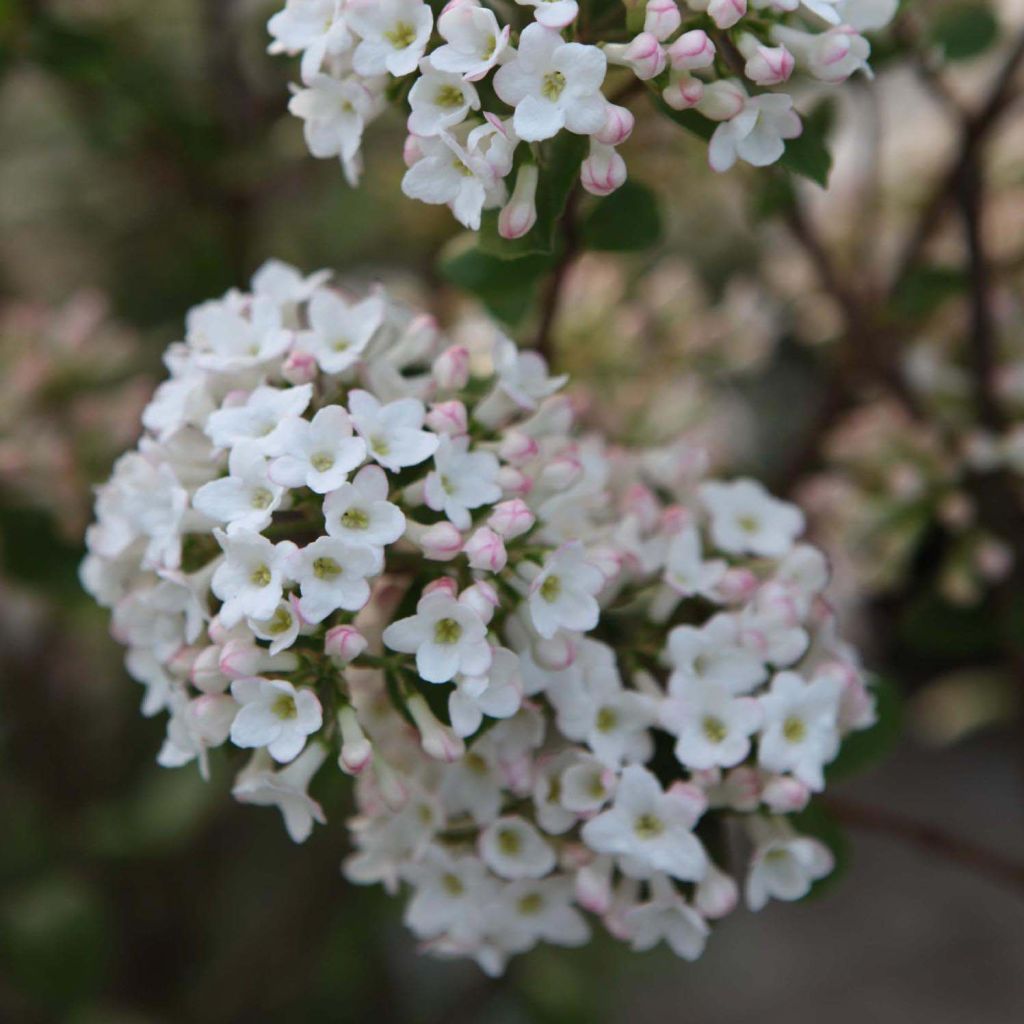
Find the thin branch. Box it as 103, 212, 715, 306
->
533, 185, 582, 365
825, 795, 1024, 896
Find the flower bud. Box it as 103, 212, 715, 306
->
645, 0, 682, 41
694, 863, 739, 919
425, 399, 468, 436
464, 526, 508, 572
498, 429, 539, 465
191, 645, 229, 694
423, 576, 459, 598
497, 465, 532, 495
595, 103, 635, 146
407, 693, 465, 762
373, 755, 409, 810
432, 344, 470, 390
219, 640, 299, 680
761, 775, 811, 814
662, 72, 704, 110
742, 43, 794, 86
697, 79, 747, 121
714, 566, 759, 603
408, 520, 463, 560
534, 633, 577, 670
337, 705, 373, 775
575, 854, 614, 914
488, 498, 535, 539
460, 580, 499, 623
607, 32, 667, 80
324, 624, 368, 663
580, 141, 627, 197
538, 453, 583, 491
667, 30, 715, 71
281, 349, 318, 385
708, 0, 746, 29
498, 164, 539, 240
188, 693, 237, 746
403, 134, 424, 167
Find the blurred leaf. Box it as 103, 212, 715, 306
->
789, 800, 850, 899
580, 181, 663, 252
827, 677, 902, 782
779, 100, 834, 188
899, 591, 1002, 659
479, 133, 588, 258
931, 3, 1000, 62
908, 666, 1019, 746
891, 265, 968, 318
0, 503, 82, 596
439, 243, 554, 324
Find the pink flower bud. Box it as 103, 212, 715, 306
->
645, 0, 682, 40
460, 580, 499, 623
660, 504, 691, 533
534, 633, 577, 670
403, 134, 424, 167
624, 484, 660, 529
188, 694, 237, 745
425, 400, 468, 436
714, 566, 759, 603
218, 639, 262, 679
432, 344, 470, 390
708, 0, 746, 29
324, 624, 368, 664
697, 79, 747, 121
761, 775, 811, 814
488, 498, 535, 539
662, 72, 704, 110
744, 43, 794, 85
281, 349, 318, 385
498, 164, 539, 240
595, 103, 635, 146
694, 863, 739, 919
539, 453, 582, 491
497, 429, 539, 465
337, 705, 372, 775
191, 645, 229, 693
423, 575, 459, 598
412, 520, 463, 561
407, 693, 465, 762
575, 856, 614, 914
497, 465, 532, 495
464, 526, 508, 572
667, 780, 708, 819
667, 30, 715, 71
207, 616, 235, 645
621, 32, 667, 79
580, 141, 627, 197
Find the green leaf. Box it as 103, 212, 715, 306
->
899, 591, 1002, 660
826, 676, 902, 782
479, 133, 589, 259
580, 180, 663, 252
891, 265, 969, 319
779, 100, 834, 187
439, 243, 554, 325
931, 3, 1000, 62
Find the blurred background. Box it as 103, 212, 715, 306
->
2, 1, 1024, 1021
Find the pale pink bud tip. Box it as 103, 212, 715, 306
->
498, 165, 539, 240
324, 625, 368, 664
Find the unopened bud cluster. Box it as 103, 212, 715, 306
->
83, 261, 875, 973
270, 0, 897, 231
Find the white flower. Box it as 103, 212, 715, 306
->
401, 128, 506, 230
449, 647, 523, 737
347, 0, 433, 78
407, 62, 480, 137
757, 671, 842, 790
267, 0, 353, 82
347, 389, 439, 471
229, 677, 323, 762
479, 815, 556, 879
745, 818, 834, 910
515, 0, 580, 30
269, 405, 366, 493
432, 2, 510, 81
205, 384, 313, 454
287, 536, 379, 622
493, 24, 607, 143
705, 90, 803, 173
186, 296, 293, 373
528, 541, 604, 639
623, 874, 710, 961
383, 589, 492, 683
700, 478, 805, 556
660, 678, 763, 770
322, 463, 405, 550
247, 597, 303, 655
490, 877, 590, 947
583, 765, 708, 882
424, 434, 501, 529
232, 743, 328, 841
666, 615, 767, 695
296, 287, 384, 374
404, 846, 496, 939
211, 529, 296, 627
663, 525, 727, 598
835, 0, 898, 31
193, 441, 285, 533
287, 74, 380, 186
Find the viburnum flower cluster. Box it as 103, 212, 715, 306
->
83, 261, 876, 974
269, 0, 898, 231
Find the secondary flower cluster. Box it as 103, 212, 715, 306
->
83, 261, 875, 973
270, 0, 897, 231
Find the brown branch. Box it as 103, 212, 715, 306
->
825, 795, 1024, 895
533, 185, 582, 365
